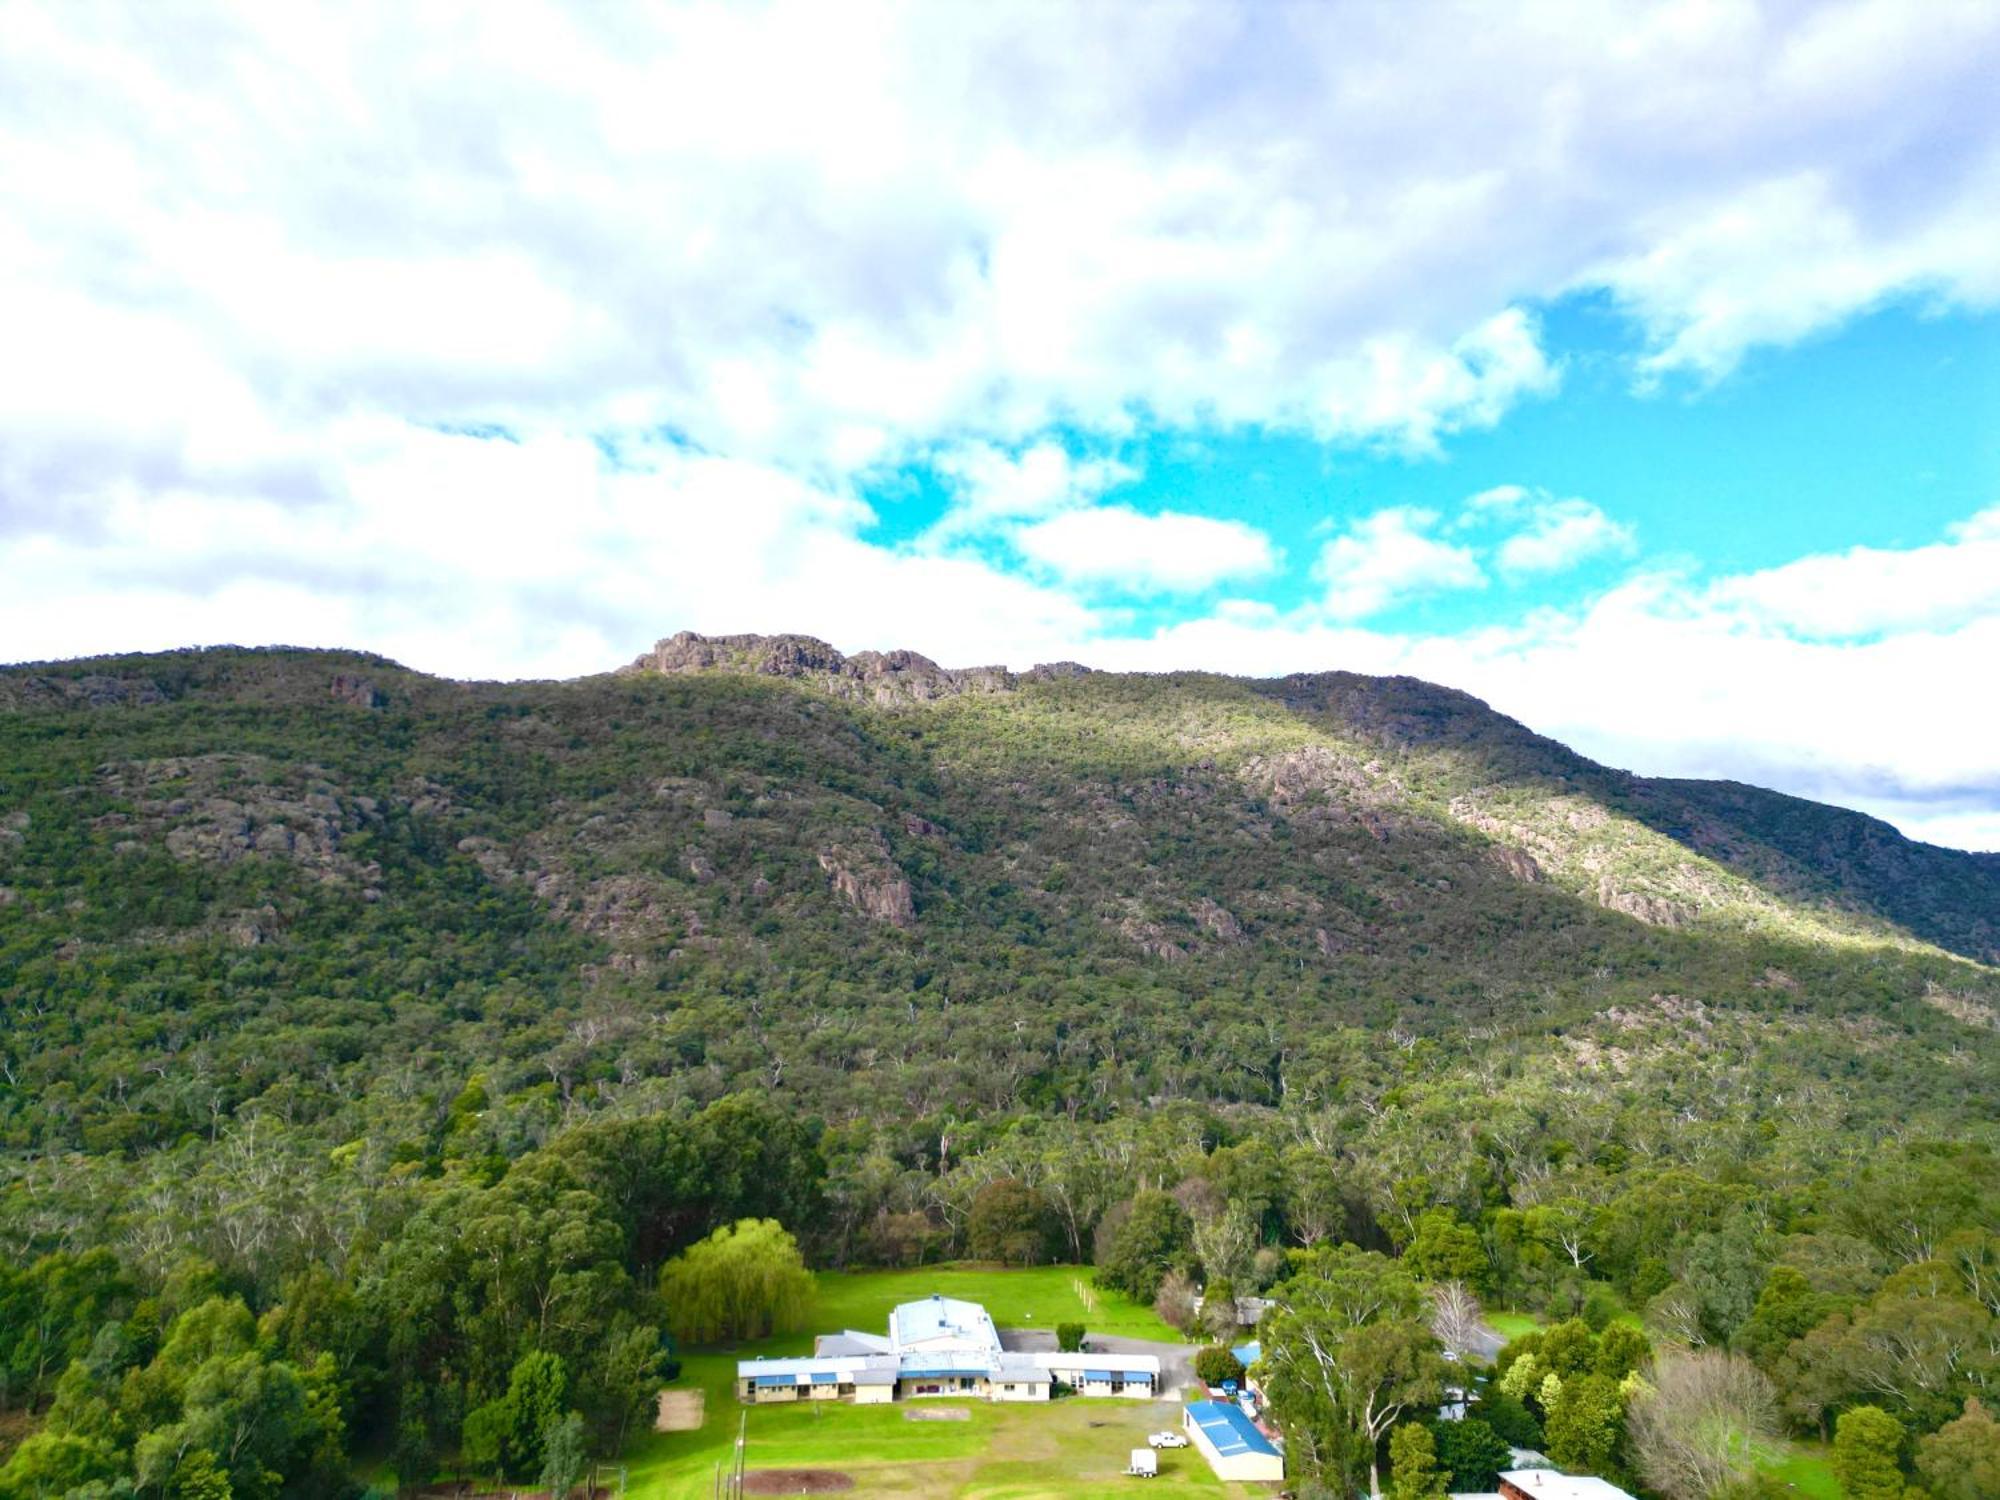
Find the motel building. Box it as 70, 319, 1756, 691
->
1181, 1400, 1284, 1483
735, 1294, 1161, 1405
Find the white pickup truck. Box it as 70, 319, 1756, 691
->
1147, 1432, 1189, 1449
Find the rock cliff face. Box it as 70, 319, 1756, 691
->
622, 631, 1087, 706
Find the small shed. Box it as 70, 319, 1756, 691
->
1183, 1400, 1284, 1483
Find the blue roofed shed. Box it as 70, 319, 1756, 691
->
1184, 1400, 1284, 1483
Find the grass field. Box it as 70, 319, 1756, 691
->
1484, 1310, 1545, 1341
620, 1264, 1252, 1500
1757, 1439, 1840, 1499
1483, 1298, 1642, 1346
808, 1264, 1187, 1344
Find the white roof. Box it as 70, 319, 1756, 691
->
736, 1354, 898, 1381
1032, 1351, 1161, 1374
1500, 1471, 1635, 1500
815, 1331, 893, 1356
890, 1295, 1001, 1355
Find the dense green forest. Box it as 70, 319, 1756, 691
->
1, 637, 1995, 1500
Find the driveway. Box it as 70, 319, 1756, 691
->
998, 1328, 1200, 1397
1465, 1321, 1507, 1361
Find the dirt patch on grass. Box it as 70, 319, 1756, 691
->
742, 1471, 854, 1494
904, 1406, 970, 1421
654, 1388, 705, 1433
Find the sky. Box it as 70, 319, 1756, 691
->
2, 2, 1999, 849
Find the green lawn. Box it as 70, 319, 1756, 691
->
810, 1264, 1186, 1344
1485, 1310, 1545, 1341
621, 1264, 1238, 1500
1483, 1301, 1643, 1344
1757, 1439, 1840, 1500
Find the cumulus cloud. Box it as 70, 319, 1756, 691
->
6, 0, 1998, 500
927, 442, 1136, 539
1477, 491, 1638, 577
1316, 508, 1485, 619
0, 426, 1098, 681
6, 0, 2000, 851
1082, 511, 2000, 850
1708, 505, 2000, 636
1011, 505, 1276, 593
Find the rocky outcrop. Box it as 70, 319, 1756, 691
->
1118, 916, 1187, 962
1193, 897, 1244, 940
1596, 879, 1695, 929
622, 631, 1087, 706
329, 674, 384, 708
1489, 846, 1544, 883
1241, 745, 1385, 808
818, 833, 915, 925
99, 756, 384, 886
1923, 982, 1998, 1031
0, 673, 168, 709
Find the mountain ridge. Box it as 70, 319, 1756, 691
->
4, 633, 1996, 973
3, 633, 1996, 1265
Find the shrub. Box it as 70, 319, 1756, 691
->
1431, 1417, 1513, 1492
1581, 1286, 1624, 1332
1833, 1406, 1910, 1500
1389, 1422, 1447, 1500
1478, 1387, 1544, 1450
1626, 1350, 1778, 1500
1155, 1269, 1199, 1333
1056, 1321, 1086, 1352
1192, 1345, 1247, 1387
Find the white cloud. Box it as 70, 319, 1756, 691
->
1494, 498, 1637, 576
927, 442, 1136, 539
5, 0, 1997, 502
5, 1, 2000, 852
1315, 507, 1485, 620
1072, 508, 2000, 849
5, 419, 1998, 849
0, 425, 1098, 681
1709, 505, 2000, 635
1011, 505, 1275, 593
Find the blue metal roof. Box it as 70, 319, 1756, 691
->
1186, 1400, 1280, 1459
900, 1365, 990, 1378
752, 1375, 794, 1388
1082, 1369, 1114, 1381
810, 1372, 838, 1384
1231, 1341, 1261, 1366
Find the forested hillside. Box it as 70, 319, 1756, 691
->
2, 636, 1995, 1499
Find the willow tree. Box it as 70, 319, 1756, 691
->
657, 1219, 813, 1344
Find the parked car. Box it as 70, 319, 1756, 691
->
1148, 1432, 1189, 1449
